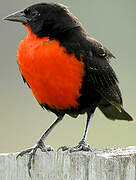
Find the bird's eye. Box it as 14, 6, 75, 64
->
24, 9, 40, 17
31, 10, 39, 17
24, 8, 31, 15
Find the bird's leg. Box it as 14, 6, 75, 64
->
16, 114, 64, 177
58, 113, 92, 152
72, 113, 92, 151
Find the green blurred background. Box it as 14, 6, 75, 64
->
0, 0, 136, 153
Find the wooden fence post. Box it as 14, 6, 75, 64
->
0, 146, 136, 180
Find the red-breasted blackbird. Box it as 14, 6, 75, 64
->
4, 2, 133, 176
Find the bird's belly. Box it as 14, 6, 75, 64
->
17, 37, 84, 110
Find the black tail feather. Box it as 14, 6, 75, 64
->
99, 103, 133, 121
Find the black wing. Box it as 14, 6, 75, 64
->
88, 37, 115, 59
83, 37, 123, 110
84, 50, 134, 121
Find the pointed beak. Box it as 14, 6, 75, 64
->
3, 11, 29, 24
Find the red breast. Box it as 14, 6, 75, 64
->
17, 25, 85, 110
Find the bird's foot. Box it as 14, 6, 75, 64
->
16, 140, 53, 177
58, 140, 92, 152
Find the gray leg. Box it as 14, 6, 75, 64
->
59, 113, 93, 152
81, 112, 92, 142
16, 115, 64, 177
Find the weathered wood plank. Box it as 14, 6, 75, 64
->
0, 146, 136, 180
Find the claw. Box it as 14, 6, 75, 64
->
16, 141, 53, 177
16, 148, 33, 159
58, 141, 92, 153
57, 146, 69, 151
27, 153, 33, 177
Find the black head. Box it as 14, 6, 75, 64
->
4, 2, 81, 38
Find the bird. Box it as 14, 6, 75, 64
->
4, 2, 133, 176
